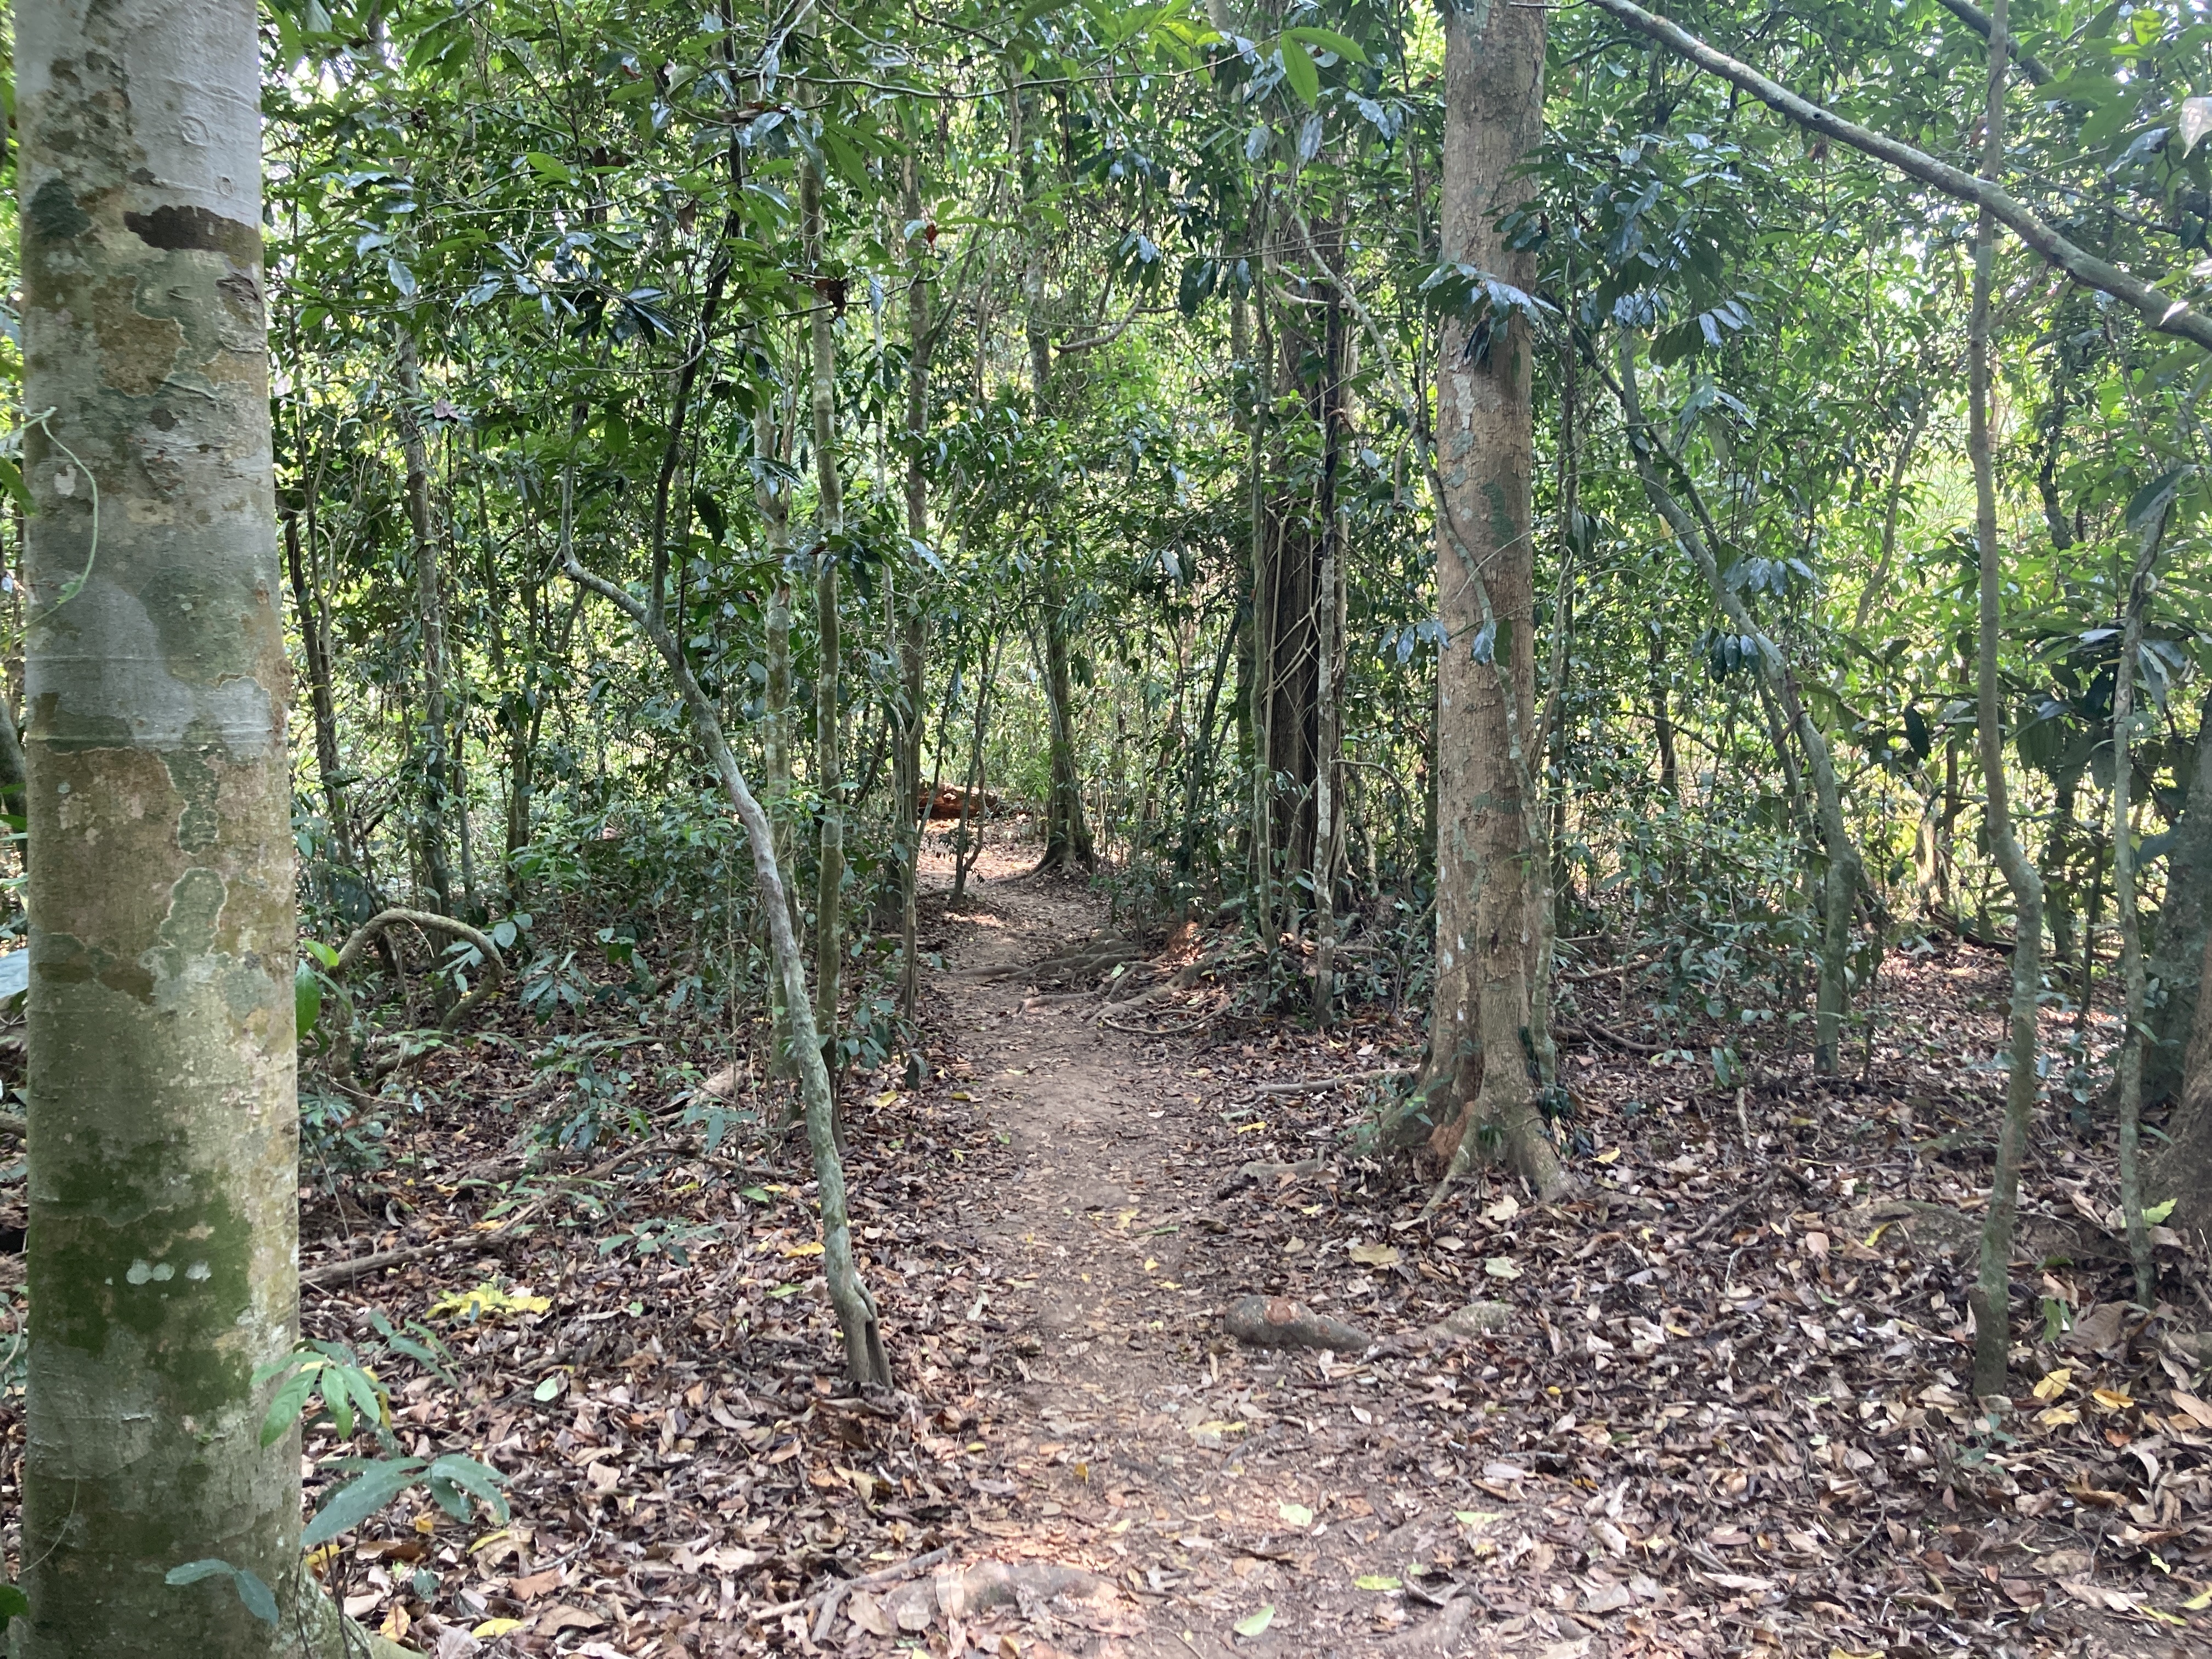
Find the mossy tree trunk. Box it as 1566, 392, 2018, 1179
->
15, 4, 341, 1652
1415, 0, 1564, 1199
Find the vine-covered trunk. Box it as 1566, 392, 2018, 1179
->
1417, 0, 1563, 1198
397, 329, 454, 915
1966, 0, 2043, 1402
14, 5, 357, 1650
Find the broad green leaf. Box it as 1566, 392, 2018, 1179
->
1277, 1502, 1314, 1527
302, 1458, 426, 1548
1283, 26, 1367, 63
1355, 1575, 1402, 1591
294, 962, 323, 1040
1280, 38, 1320, 106
2145, 1198, 2177, 1224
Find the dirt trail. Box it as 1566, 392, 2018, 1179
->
904, 845, 1514, 1659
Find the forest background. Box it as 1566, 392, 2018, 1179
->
7, 0, 2212, 1653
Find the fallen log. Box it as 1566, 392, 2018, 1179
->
1223, 1293, 1373, 1353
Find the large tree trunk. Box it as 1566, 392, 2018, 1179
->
2145, 698, 2212, 1104
15, 8, 397, 1654
396, 329, 454, 914
1416, 0, 1564, 1198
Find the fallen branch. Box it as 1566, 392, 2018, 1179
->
1248, 1068, 1413, 1097
806, 1545, 952, 1641
1556, 1020, 1666, 1056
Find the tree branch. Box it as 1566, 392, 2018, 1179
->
1584, 0, 2212, 355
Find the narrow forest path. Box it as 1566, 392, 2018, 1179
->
893, 843, 1532, 1659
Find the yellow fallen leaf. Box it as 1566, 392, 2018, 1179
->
2037, 1406, 2080, 1427
379, 1604, 409, 1641
2182, 1587, 2212, 1611
1864, 1222, 1891, 1246
2032, 1369, 2072, 1402
305, 1543, 342, 1575
780, 1242, 826, 1259
1237, 1121, 1267, 1133
427, 1282, 550, 1322
951, 1090, 974, 1101
1195, 1420, 1247, 1435
2144, 1607, 2187, 1626
871, 1090, 898, 1109
1593, 1147, 1622, 1165
468, 1528, 512, 1555
472, 1618, 526, 1639
2092, 1388, 2135, 1411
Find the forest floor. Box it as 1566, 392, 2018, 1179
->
6, 837, 2212, 1658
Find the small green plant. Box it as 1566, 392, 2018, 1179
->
167, 1317, 507, 1628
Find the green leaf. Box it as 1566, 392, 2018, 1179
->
1283, 26, 1367, 63
1280, 37, 1320, 106
0, 1584, 27, 1632
302, 1458, 426, 1548
261, 1364, 319, 1447
165, 1560, 236, 1588
2145, 1198, 2177, 1224
534, 1374, 566, 1402
425, 1454, 511, 1523
303, 939, 340, 969
1355, 1574, 1402, 1591
1277, 1502, 1313, 1527
295, 962, 323, 1040
232, 1568, 280, 1626
166, 1557, 275, 1619
1233, 1604, 1276, 1637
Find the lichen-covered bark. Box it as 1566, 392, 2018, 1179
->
17, 3, 302, 1652
1420, 0, 1564, 1199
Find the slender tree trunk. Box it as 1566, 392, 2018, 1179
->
1311, 289, 1346, 1026
396, 330, 453, 914
896, 143, 933, 1018
1415, 0, 1562, 1199
15, 9, 400, 1652
1615, 342, 1861, 1074
951, 633, 1000, 909
759, 384, 798, 1077
562, 549, 889, 1385
802, 42, 845, 1063
1012, 80, 1093, 874
1966, 0, 2043, 1403
2112, 498, 2170, 1306
285, 505, 352, 864
1647, 629, 1680, 802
